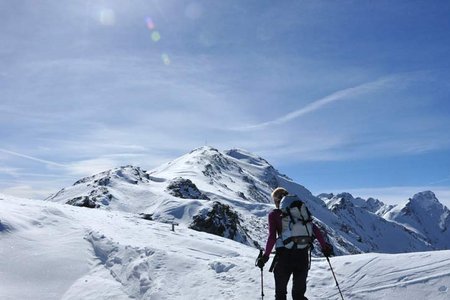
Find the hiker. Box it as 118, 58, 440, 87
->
257, 187, 334, 300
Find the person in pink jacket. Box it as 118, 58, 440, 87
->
257, 187, 334, 300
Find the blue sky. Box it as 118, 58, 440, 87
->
1, 0, 449, 206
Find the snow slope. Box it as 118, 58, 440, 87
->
1, 195, 450, 300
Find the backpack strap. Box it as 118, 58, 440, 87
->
286, 207, 296, 225
302, 206, 313, 224
287, 199, 313, 225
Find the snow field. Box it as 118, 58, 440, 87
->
1, 196, 450, 300
307, 252, 450, 300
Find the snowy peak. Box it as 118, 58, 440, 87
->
184, 146, 233, 170
151, 146, 282, 203
320, 192, 431, 253
72, 165, 151, 187
157, 146, 238, 178
224, 148, 283, 190
325, 193, 356, 211
190, 146, 273, 167
189, 145, 220, 155
365, 197, 392, 215
224, 148, 272, 168
409, 191, 441, 210
322, 192, 390, 215
395, 191, 447, 219
46, 147, 282, 246
47, 146, 285, 212
47, 165, 162, 212
384, 191, 450, 249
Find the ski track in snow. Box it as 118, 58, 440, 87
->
308, 253, 450, 300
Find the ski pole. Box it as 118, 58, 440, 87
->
255, 250, 265, 299
260, 266, 264, 300
326, 256, 344, 300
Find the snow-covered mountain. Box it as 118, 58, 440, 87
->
46, 146, 449, 255
320, 193, 430, 253
384, 191, 450, 250
47, 147, 283, 248
319, 192, 395, 216
1, 195, 450, 300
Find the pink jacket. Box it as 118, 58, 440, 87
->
263, 208, 328, 257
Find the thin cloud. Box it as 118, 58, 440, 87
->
233, 76, 399, 131
0, 166, 21, 177
339, 186, 450, 207
428, 176, 450, 185
66, 157, 121, 177
0, 148, 66, 168
0, 183, 60, 200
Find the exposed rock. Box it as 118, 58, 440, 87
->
139, 213, 153, 221
189, 201, 259, 247
66, 196, 99, 208
166, 177, 209, 200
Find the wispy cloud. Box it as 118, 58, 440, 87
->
0, 166, 21, 177
428, 176, 450, 185
233, 75, 400, 131
0, 148, 66, 167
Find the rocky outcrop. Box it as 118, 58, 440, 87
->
166, 177, 209, 200
189, 201, 258, 247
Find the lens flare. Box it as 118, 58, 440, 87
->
145, 17, 155, 30
151, 31, 161, 42
161, 53, 171, 65
144, 15, 169, 65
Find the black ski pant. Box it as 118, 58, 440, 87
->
273, 248, 309, 300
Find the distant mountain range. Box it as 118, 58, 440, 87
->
47, 146, 450, 255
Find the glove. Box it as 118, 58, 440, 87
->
322, 243, 334, 257
256, 255, 269, 269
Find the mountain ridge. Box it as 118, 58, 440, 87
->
46, 146, 450, 255
384, 191, 450, 250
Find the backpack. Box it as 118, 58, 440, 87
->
276, 194, 314, 249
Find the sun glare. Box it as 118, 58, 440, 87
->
99, 8, 115, 26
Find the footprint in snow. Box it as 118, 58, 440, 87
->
209, 261, 236, 273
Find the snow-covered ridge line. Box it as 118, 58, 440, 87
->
45, 146, 450, 255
